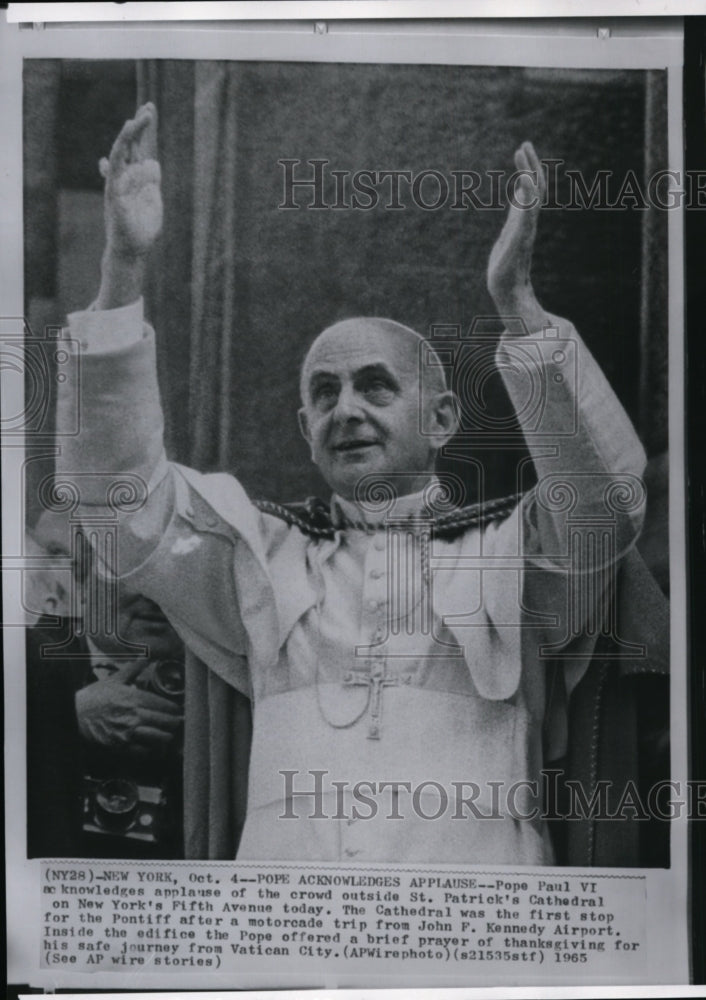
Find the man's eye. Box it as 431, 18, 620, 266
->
363, 379, 394, 398
313, 385, 338, 407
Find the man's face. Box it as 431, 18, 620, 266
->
29, 510, 75, 616
299, 319, 455, 501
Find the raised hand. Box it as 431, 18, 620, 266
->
95, 104, 162, 310
100, 103, 162, 259
487, 141, 549, 334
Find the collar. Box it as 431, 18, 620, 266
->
330, 476, 440, 532
254, 487, 521, 541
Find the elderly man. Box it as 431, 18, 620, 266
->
57, 103, 652, 865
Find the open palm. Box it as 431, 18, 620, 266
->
100, 103, 163, 258
487, 141, 548, 334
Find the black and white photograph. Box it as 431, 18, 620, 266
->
2, 6, 696, 992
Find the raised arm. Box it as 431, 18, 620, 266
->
54, 106, 277, 693
57, 103, 167, 530
487, 142, 646, 563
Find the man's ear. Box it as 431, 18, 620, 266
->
428, 390, 460, 448
298, 407, 313, 453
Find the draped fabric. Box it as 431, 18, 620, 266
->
182, 660, 251, 859
544, 547, 669, 868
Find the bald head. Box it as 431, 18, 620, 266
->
300, 317, 448, 405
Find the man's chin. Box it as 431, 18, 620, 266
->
323, 453, 379, 488
325, 467, 399, 502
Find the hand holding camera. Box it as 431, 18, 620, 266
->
76, 658, 183, 754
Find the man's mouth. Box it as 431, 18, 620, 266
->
333, 440, 379, 453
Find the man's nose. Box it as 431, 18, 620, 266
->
332, 384, 365, 422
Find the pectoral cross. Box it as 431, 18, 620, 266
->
343, 668, 399, 739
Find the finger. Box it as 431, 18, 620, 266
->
522, 140, 541, 174
136, 102, 158, 160
131, 690, 183, 715
514, 146, 533, 180
128, 104, 155, 154
113, 660, 150, 684
107, 117, 142, 174
135, 101, 157, 123
512, 147, 541, 209
134, 101, 156, 121
516, 145, 543, 191
107, 106, 155, 173
522, 141, 546, 198
511, 150, 534, 205
133, 726, 176, 748
136, 707, 184, 730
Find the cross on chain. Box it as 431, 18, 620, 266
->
343, 667, 400, 740
335, 513, 431, 737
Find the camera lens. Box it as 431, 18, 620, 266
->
151, 659, 185, 698
94, 778, 139, 831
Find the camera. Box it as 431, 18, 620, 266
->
81, 776, 173, 848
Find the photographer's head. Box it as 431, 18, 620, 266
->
298, 317, 458, 501
31, 511, 182, 661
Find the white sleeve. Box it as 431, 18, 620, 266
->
55, 312, 276, 695
67, 299, 146, 354
496, 314, 646, 565
492, 315, 648, 684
